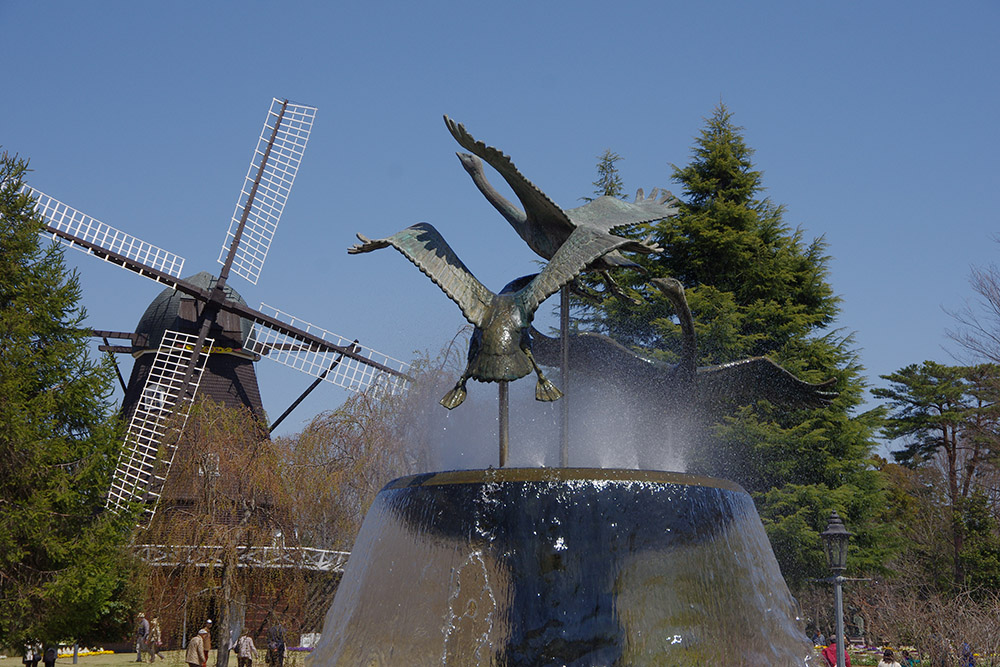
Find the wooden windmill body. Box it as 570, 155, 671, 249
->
116, 271, 266, 420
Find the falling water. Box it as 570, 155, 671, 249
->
403, 367, 693, 472
309, 468, 814, 666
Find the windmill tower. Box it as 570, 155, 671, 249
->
24, 98, 411, 526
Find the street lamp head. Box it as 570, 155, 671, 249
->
820, 510, 852, 571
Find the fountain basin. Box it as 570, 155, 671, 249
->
310, 468, 811, 666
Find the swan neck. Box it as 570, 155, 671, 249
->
470, 169, 528, 231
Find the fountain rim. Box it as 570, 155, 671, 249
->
382, 467, 747, 493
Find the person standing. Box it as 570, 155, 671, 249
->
23, 641, 41, 667
235, 633, 257, 667
148, 617, 164, 662
199, 619, 213, 667
42, 646, 57, 667
878, 649, 902, 667
266, 623, 285, 667
822, 635, 851, 667
135, 614, 150, 662
185, 629, 207, 667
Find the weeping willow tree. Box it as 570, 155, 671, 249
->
132, 348, 457, 662
277, 393, 415, 552
136, 400, 309, 666
274, 348, 459, 552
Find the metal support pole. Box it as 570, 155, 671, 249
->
72, 643, 78, 664
834, 575, 845, 667
498, 381, 509, 467
269, 342, 356, 433
559, 286, 570, 467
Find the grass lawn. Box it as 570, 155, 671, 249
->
0, 653, 309, 667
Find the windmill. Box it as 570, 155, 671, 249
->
23, 98, 411, 525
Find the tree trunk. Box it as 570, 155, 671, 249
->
215, 560, 233, 667
945, 425, 965, 586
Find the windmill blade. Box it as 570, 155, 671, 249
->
23, 185, 186, 280
249, 304, 410, 396
218, 98, 317, 285
107, 329, 214, 526
213, 298, 412, 382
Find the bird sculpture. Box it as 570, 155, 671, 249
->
531, 277, 838, 411
349, 222, 644, 409
444, 116, 679, 297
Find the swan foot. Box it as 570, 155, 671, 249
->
535, 376, 563, 402
600, 272, 642, 305
569, 280, 603, 304
440, 382, 468, 409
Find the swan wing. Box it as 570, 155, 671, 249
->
444, 116, 575, 238
349, 222, 494, 326
519, 227, 635, 314
565, 188, 680, 233
697, 357, 838, 409
530, 328, 669, 380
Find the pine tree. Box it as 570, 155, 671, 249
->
578, 105, 890, 585
0, 151, 136, 645
875, 360, 1000, 588
583, 149, 626, 202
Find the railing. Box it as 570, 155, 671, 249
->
134, 544, 350, 573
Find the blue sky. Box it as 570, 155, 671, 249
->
3, 2, 998, 441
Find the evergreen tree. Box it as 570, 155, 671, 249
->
578, 105, 889, 586
584, 149, 626, 201
875, 360, 1000, 588
0, 151, 136, 645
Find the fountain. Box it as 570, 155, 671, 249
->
311, 468, 811, 665
309, 119, 825, 665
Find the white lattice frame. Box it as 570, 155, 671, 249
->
107, 330, 213, 523
23, 186, 186, 277
219, 98, 317, 285
250, 303, 410, 396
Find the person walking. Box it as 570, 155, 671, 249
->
185, 629, 207, 667
135, 613, 149, 662
235, 633, 257, 667
822, 635, 851, 667
148, 617, 164, 662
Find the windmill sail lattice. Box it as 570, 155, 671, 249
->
25, 186, 186, 279
23, 97, 411, 527
251, 304, 410, 395
219, 98, 317, 285
107, 330, 214, 524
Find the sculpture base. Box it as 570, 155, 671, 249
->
310, 468, 811, 665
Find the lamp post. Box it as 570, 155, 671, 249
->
821, 510, 852, 667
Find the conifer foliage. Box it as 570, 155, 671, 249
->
578, 106, 889, 585
585, 149, 626, 201
0, 151, 135, 645
875, 361, 1000, 588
